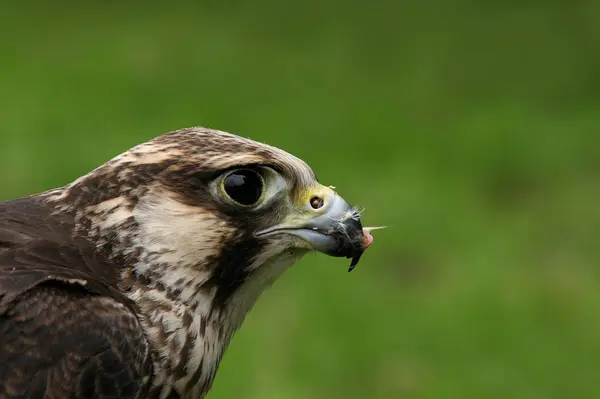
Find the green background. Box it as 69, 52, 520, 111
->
1, 2, 599, 398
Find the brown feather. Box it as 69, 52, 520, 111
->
0, 199, 152, 399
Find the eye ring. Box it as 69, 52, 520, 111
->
220, 168, 265, 207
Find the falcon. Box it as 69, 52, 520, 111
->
0, 127, 373, 399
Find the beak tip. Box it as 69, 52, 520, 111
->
348, 252, 363, 272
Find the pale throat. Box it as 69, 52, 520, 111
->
127, 240, 308, 397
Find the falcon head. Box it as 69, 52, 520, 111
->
44, 127, 373, 395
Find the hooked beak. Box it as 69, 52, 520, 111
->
256, 185, 372, 272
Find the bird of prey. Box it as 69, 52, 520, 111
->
0, 127, 373, 399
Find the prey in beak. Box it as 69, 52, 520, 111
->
256, 184, 376, 271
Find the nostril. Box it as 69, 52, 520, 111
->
310, 196, 325, 210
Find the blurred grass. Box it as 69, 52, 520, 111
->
2, 1, 600, 398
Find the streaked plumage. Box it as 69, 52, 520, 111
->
0, 127, 371, 398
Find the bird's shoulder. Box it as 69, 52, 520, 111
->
0, 197, 153, 399
0, 196, 126, 308
0, 283, 153, 398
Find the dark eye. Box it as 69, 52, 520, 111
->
222, 169, 264, 206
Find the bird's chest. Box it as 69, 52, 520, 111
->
133, 291, 233, 399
